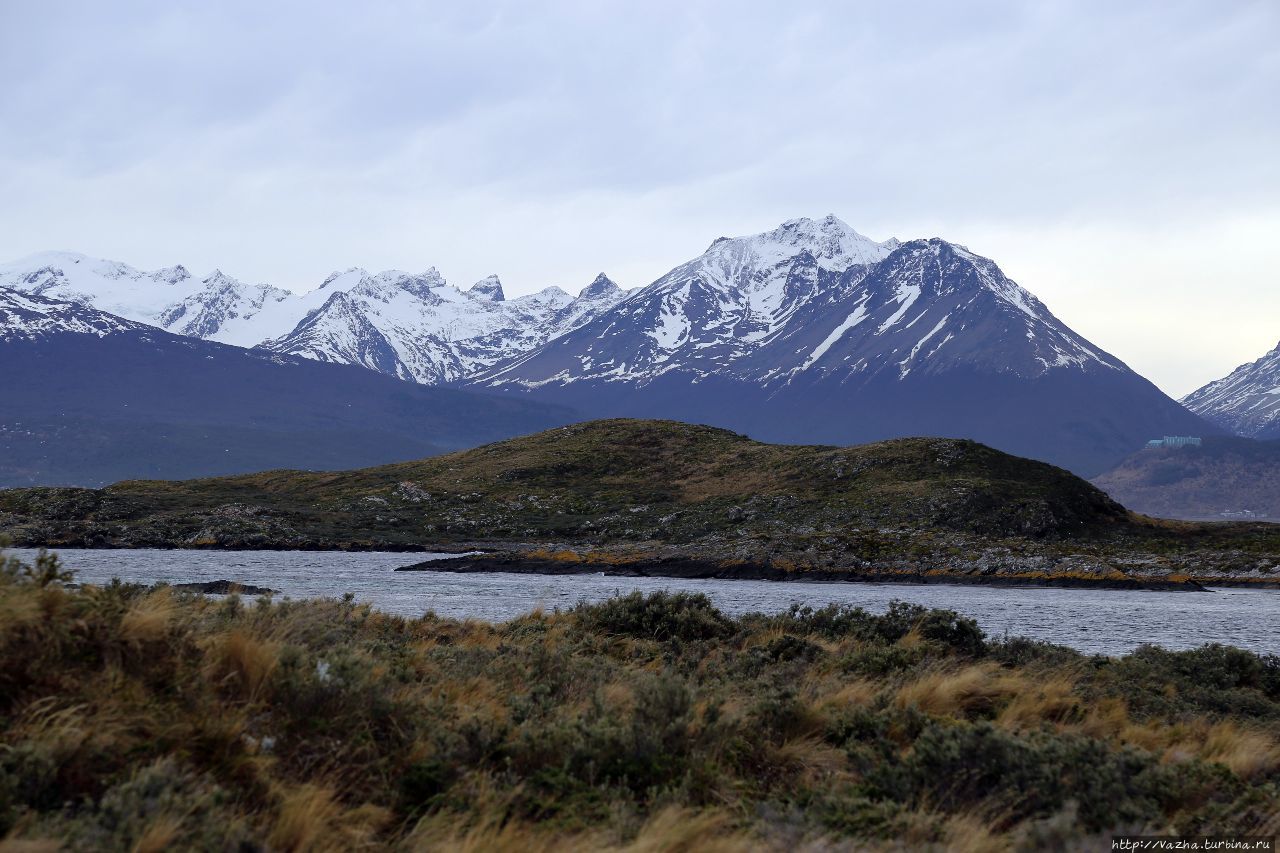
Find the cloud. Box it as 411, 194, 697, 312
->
0, 0, 1276, 396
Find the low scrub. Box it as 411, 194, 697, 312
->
2, 550, 1279, 850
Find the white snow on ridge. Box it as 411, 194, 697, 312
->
876, 283, 921, 334
801, 298, 871, 371
0, 286, 142, 341
899, 315, 949, 377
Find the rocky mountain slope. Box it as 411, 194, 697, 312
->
3, 420, 1276, 586
0, 252, 628, 383
0, 288, 574, 486
258, 271, 628, 383
1093, 437, 1280, 520
472, 217, 1212, 476
1182, 339, 1280, 439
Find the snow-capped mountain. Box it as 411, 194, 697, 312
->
471, 215, 1211, 476
1182, 340, 1280, 439
480, 217, 1118, 390
0, 251, 629, 383
257, 270, 628, 384
0, 286, 146, 341
0, 251, 291, 345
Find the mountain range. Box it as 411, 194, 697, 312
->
0, 252, 628, 384
0, 215, 1228, 480
0, 287, 572, 486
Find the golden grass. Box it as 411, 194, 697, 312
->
0, 586, 43, 639
768, 736, 848, 784
812, 679, 879, 714
269, 785, 342, 853
407, 813, 587, 853
119, 587, 177, 645
0, 841, 63, 853
132, 814, 185, 853
12, 698, 94, 757
996, 674, 1082, 729
205, 630, 280, 700
940, 811, 1009, 853
1199, 722, 1280, 779
407, 806, 758, 853
895, 663, 1023, 717
622, 807, 755, 853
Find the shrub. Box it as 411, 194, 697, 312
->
571, 591, 732, 643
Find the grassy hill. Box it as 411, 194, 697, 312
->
2, 419, 1278, 585
1093, 437, 1280, 521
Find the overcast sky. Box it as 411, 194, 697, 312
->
1, 0, 1276, 396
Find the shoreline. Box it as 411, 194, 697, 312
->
396, 553, 1212, 592
14, 542, 1270, 592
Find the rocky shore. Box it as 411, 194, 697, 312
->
398, 551, 1211, 591
172, 579, 278, 595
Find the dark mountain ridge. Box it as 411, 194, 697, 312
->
0, 288, 575, 486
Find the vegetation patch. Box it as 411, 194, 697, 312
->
2, 550, 1280, 849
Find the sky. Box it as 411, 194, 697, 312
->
1, 0, 1276, 398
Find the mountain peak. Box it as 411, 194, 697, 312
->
707, 215, 899, 273
320, 268, 369, 290
469, 275, 505, 302
579, 273, 622, 300
153, 264, 191, 284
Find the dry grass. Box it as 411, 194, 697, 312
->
132, 814, 186, 853
622, 807, 756, 853
409, 806, 759, 853
996, 674, 1082, 729
813, 679, 879, 712
0, 841, 63, 853
205, 630, 280, 699
1199, 722, 1280, 779
407, 813, 592, 853
0, 586, 43, 640
768, 736, 847, 784
269, 786, 342, 853
940, 811, 1009, 853
895, 663, 1023, 717
119, 587, 176, 645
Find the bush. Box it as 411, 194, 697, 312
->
766, 601, 985, 656
571, 591, 732, 643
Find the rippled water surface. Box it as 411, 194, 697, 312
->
10, 548, 1279, 657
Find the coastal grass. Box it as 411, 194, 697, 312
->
3, 551, 1280, 850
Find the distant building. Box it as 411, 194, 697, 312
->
1145, 436, 1202, 449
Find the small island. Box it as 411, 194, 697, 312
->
2, 420, 1277, 590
